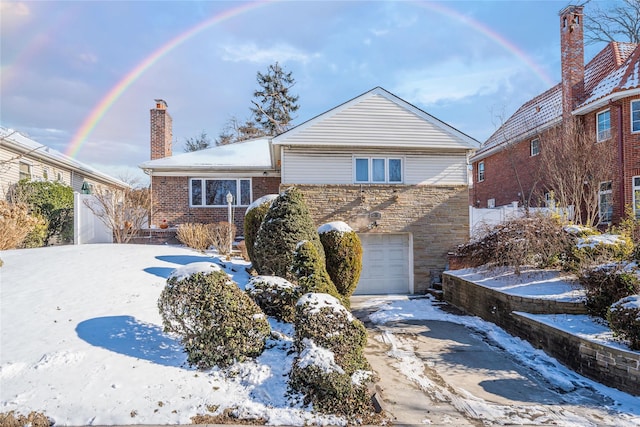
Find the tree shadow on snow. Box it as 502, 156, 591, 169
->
76, 316, 189, 368
156, 254, 217, 266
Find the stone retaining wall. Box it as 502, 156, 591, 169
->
442, 272, 639, 396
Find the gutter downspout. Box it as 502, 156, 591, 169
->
616, 102, 625, 221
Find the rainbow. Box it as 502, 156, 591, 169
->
65, 0, 270, 158
65, 0, 555, 158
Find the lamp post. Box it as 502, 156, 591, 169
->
226, 191, 233, 255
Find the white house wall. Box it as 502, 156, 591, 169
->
281, 148, 468, 185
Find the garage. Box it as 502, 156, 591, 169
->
354, 233, 412, 295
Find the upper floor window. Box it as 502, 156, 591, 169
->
530, 138, 540, 156
19, 161, 31, 181
599, 181, 613, 224
190, 178, 251, 207
597, 109, 611, 142
354, 157, 402, 183
477, 161, 485, 182
632, 100, 640, 133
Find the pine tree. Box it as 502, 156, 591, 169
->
250, 62, 300, 135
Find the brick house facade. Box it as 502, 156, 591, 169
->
471, 5, 640, 225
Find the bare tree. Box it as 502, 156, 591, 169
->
539, 117, 616, 226
584, 0, 640, 44
83, 185, 155, 243
184, 130, 212, 152
215, 116, 266, 145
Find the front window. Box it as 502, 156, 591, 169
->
19, 162, 31, 181
599, 181, 613, 224
477, 161, 485, 182
634, 176, 640, 219
632, 100, 640, 133
354, 157, 403, 183
190, 178, 251, 207
530, 138, 540, 156
597, 109, 611, 142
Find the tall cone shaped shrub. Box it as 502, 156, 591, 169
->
244, 194, 278, 268
318, 222, 363, 298
253, 188, 324, 280
291, 240, 345, 306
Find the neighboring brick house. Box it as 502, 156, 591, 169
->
138, 100, 280, 233
0, 126, 129, 200
273, 87, 479, 294
470, 5, 640, 225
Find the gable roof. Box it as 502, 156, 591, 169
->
475, 42, 639, 161
0, 127, 129, 189
273, 86, 479, 150
138, 137, 275, 172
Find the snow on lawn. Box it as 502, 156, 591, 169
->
447, 266, 585, 301
0, 244, 342, 426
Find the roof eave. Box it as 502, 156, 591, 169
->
573, 88, 640, 115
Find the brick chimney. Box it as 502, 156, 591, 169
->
560, 5, 585, 118
150, 99, 172, 160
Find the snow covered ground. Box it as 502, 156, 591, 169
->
1, 244, 638, 425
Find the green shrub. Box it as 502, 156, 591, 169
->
244, 194, 278, 266
607, 295, 640, 351
245, 275, 299, 322
289, 338, 377, 420
579, 263, 640, 319
318, 222, 362, 298
454, 213, 572, 274
294, 293, 368, 374
12, 180, 74, 245
569, 233, 633, 272
253, 188, 324, 280
292, 241, 345, 306
20, 213, 48, 248
158, 264, 270, 369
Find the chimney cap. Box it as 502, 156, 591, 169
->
154, 99, 168, 109
559, 5, 583, 16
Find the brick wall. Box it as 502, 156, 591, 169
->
152, 176, 280, 236
442, 273, 639, 396
283, 184, 470, 293
150, 100, 172, 160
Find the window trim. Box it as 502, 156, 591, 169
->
530, 138, 540, 156
596, 109, 611, 142
598, 181, 613, 224
189, 178, 252, 207
633, 176, 640, 219
631, 100, 640, 133
477, 161, 485, 182
18, 161, 32, 181
353, 157, 403, 184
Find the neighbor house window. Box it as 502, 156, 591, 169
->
19, 161, 31, 180
599, 181, 613, 223
477, 161, 485, 182
190, 178, 251, 207
354, 157, 402, 183
530, 138, 540, 156
597, 109, 611, 142
634, 176, 640, 219
42, 167, 49, 180
632, 100, 640, 133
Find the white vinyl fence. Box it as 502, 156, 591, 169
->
74, 193, 113, 244
470, 202, 574, 237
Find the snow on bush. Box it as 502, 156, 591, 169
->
579, 263, 640, 319
245, 275, 300, 322
318, 222, 363, 298
569, 232, 633, 271
158, 266, 270, 369
607, 295, 640, 350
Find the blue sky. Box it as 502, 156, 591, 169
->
0, 0, 614, 182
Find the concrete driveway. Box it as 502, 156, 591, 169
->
351, 296, 638, 427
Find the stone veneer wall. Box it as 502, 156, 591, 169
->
282, 184, 470, 294
442, 273, 639, 396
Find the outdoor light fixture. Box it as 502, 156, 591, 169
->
226, 192, 233, 256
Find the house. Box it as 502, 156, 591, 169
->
0, 126, 129, 200
470, 5, 640, 225
139, 100, 281, 232
140, 89, 479, 294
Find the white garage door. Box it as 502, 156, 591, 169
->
354, 233, 411, 295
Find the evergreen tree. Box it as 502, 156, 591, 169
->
250, 62, 300, 135
184, 130, 212, 152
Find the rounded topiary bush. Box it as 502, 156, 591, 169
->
244, 194, 278, 267
607, 295, 640, 351
289, 338, 376, 419
245, 275, 300, 322
292, 240, 345, 306
158, 262, 270, 369
253, 188, 324, 280
318, 221, 363, 298
294, 293, 368, 374
579, 263, 640, 319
